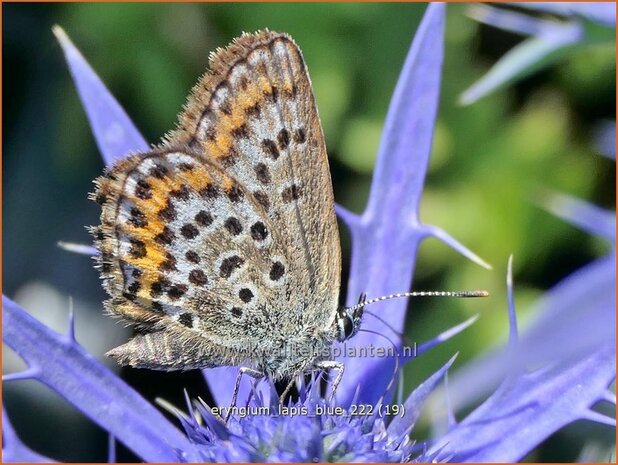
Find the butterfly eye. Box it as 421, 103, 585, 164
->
336, 310, 356, 342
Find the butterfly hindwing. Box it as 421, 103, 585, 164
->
95, 148, 289, 344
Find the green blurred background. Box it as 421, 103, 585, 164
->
3, 3, 615, 462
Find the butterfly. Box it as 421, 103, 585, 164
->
92, 31, 362, 401
92, 30, 488, 406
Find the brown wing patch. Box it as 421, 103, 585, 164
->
92, 148, 285, 331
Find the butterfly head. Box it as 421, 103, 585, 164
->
335, 293, 366, 342
333, 289, 490, 343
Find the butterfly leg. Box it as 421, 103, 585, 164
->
227, 367, 263, 422
279, 370, 305, 407
315, 360, 344, 403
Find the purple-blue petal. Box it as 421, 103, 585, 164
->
461, 1, 615, 105
336, 2, 446, 407
363, 3, 445, 221
423, 225, 492, 269
53, 26, 149, 166
594, 119, 616, 159
459, 24, 582, 105
430, 343, 615, 461
414, 315, 479, 357
57, 241, 100, 257
515, 253, 615, 366
512, 2, 617, 27
505, 255, 519, 353
467, 3, 565, 37
107, 435, 116, 464
2, 296, 198, 462
445, 253, 615, 412
542, 192, 616, 242
387, 354, 457, 438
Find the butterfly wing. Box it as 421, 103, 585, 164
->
168, 31, 341, 325
94, 31, 340, 370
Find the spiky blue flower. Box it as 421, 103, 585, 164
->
3, 4, 614, 462
460, 1, 615, 105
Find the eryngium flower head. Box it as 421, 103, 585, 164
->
177, 378, 421, 462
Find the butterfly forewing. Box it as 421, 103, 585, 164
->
168, 31, 341, 324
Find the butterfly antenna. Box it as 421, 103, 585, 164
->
345, 290, 489, 313
358, 328, 401, 406
363, 309, 413, 347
